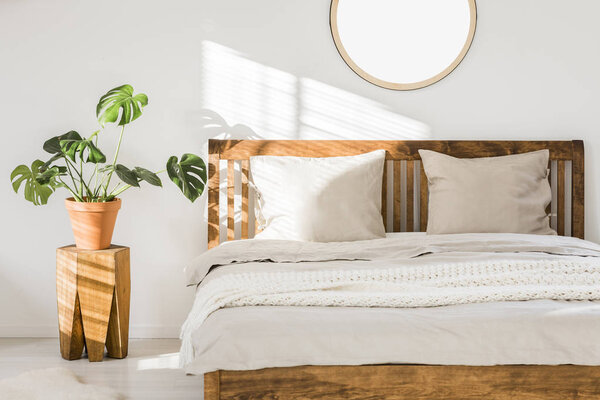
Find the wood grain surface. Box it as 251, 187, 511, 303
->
214, 140, 576, 160
56, 245, 130, 362
206, 364, 600, 400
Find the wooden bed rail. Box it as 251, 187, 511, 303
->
204, 365, 600, 400
208, 140, 584, 248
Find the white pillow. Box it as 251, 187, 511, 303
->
419, 149, 554, 235
250, 150, 386, 242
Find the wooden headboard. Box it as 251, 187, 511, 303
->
207, 140, 584, 248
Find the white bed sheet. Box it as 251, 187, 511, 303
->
182, 232, 600, 374
186, 300, 600, 374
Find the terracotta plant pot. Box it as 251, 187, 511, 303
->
65, 198, 122, 250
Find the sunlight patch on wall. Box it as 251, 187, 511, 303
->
199, 40, 431, 140
299, 78, 430, 139
200, 41, 298, 139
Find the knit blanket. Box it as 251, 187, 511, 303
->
180, 233, 600, 367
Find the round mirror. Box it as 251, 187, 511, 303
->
330, 0, 477, 90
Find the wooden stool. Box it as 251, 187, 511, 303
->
56, 245, 130, 362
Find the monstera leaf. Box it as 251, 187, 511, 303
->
133, 167, 162, 187
42, 131, 104, 164
60, 136, 106, 163
36, 165, 67, 185
43, 131, 82, 154
10, 160, 60, 205
113, 165, 162, 189
96, 84, 148, 126
114, 164, 140, 187
166, 153, 207, 203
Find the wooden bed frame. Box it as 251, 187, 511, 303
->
204, 140, 599, 400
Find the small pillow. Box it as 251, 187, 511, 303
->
419, 149, 554, 235
250, 150, 386, 242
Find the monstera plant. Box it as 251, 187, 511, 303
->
10, 84, 206, 250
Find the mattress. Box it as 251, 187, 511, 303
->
181, 233, 600, 374
184, 300, 600, 374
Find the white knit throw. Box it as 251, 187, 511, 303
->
179, 258, 600, 367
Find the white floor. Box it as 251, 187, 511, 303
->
0, 338, 204, 399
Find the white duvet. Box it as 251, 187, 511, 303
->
180, 233, 600, 370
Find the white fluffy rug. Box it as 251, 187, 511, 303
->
0, 368, 122, 400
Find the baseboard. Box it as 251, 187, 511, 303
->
0, 325, 180, 339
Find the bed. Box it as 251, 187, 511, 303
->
187, 140, 600, 399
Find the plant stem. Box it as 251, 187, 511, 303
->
59, 177, 83, 201
93, 134, 100, 196
79, 156, 84, 199
65, 157, 93, 199
104, 125, 125, 196
63, 158, 79, 195
86, 171, 96, 194
95, 173, 108, 198
109, 183, 131, 198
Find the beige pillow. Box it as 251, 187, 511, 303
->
419, 149, 554, 235
251, 150, 386, 242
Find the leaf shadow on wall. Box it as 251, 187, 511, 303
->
196, 109, 262, 141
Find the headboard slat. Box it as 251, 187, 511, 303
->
406, 161, 415, 232
546, 163, 552, 218
227, 160, 235, 241
207, 141, 220, 249
208, 140, 584, 248
241, 160, 250, 240
419, 161, 428, 232
393, 161, 402, 232
557, 160, 566, 236
382, 162, 388, 232
571, 140, 585, 239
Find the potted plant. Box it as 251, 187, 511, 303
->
10, 84, 207, 250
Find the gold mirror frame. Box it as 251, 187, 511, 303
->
330, 0, 477, 91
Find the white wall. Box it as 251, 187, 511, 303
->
1, 0, 599, 337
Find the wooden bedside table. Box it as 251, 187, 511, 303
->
56, 245, 130, 362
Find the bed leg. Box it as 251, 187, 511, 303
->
204, 371, 220, 400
